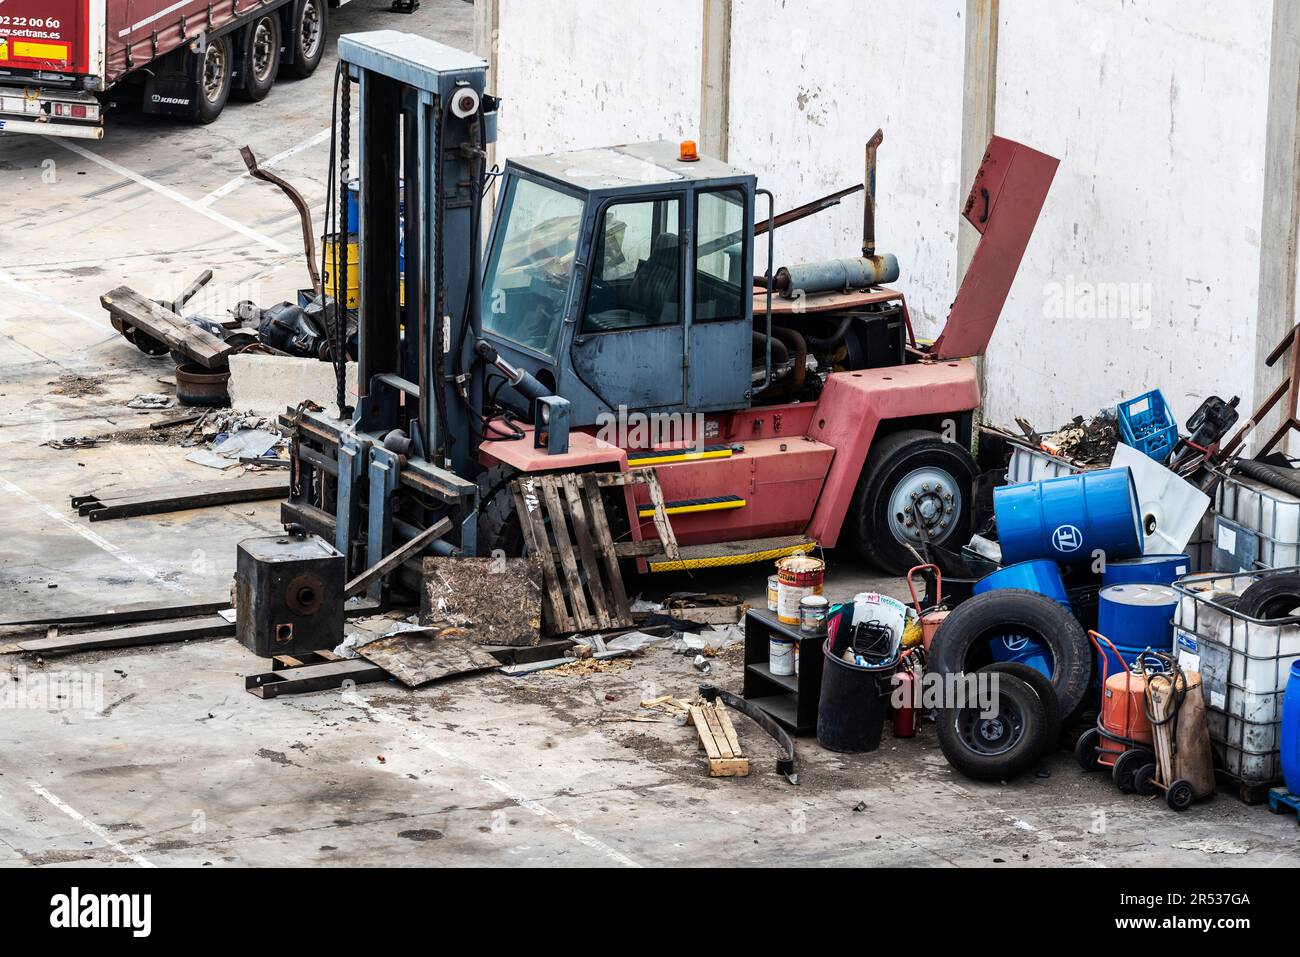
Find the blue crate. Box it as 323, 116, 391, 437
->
1117, 389, 1177, 462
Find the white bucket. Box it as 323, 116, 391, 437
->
769, 637, 796, 676
852, 592, 908, 644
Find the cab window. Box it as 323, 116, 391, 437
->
481, 176, 585, 356
583, 197, 682, 332
694, 188, 746, 323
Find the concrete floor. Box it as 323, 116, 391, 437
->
2, 0, 1299, 868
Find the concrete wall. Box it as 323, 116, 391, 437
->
985, 0, 1273, 430
486, 0, 1284, 434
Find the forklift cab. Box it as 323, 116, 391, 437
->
481, 142, 758, 423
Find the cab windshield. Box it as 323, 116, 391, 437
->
481, 175, 585, 356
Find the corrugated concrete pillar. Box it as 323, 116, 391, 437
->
699, 0, 732, 161
960, 0, 998, 418
1252, 1, 1300, 447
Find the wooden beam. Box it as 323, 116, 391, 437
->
343, 517, 453, 598
699, 0, 732, 162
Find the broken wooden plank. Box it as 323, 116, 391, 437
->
512, 478, 573, 633
583, 472, 633, 618
100, 286, 234, 368
14, 616, 234, 655
246, 658, 387, 698
0, 600, 231, 630
356, 625, 501, 687
689, 703, 749, 777
559, 473, 612, 628
344, 517, 453, 598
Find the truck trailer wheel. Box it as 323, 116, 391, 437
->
239, 15, 282, 102
284, 0, 329, 79
193, 35, 234, 124
847, 428, 976, 574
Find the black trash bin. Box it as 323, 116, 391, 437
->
817, 639, 897, 753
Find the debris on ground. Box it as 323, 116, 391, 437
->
420, 556, 543, 647
1035, 412, 1118, 465
47, 373, 107, 397
540, 654, 635, 677
127, 393, 173, 409
42, 436, 101, 450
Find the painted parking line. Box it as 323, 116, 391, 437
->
0, 476, 191, 596
46, 138, 291, 254
347, 692, 642, 867
28, 781, 155, 868
198, 126, 333, 208
0, 267, 105, 332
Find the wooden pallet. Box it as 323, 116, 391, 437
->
689, 703, 749, 777
1267, 787, 1300, 823
511, 470, 679, 635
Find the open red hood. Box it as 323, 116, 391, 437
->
931, 136, 1059, 360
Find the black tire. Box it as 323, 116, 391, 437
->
192, 35, 234, 124
936, 673, 1048, 782
1235, 574, 1300, 621
283, 0, 328, 80
1167, 779, 1194, 812
477, 464, 525, 557
1113, 748, 1154, 794
980, 662, 1062, 758
930, 588, 1093, 723
847, 428, 977, 575
1133, 761, 1158, 796
238, 14, 282, 102
1074, 726, 1101, 771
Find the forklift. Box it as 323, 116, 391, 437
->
282, 30, 1059, 603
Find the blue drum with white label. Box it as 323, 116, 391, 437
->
994, 467, 1143, 566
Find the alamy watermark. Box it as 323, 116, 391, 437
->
595, 404, 707, 453
2, 667, 104, 713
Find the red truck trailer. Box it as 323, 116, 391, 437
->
0, 0, 352, 139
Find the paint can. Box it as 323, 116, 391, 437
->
776, 555, 825, 624
799, 595, 829, 635
769, 636, 796, 676
766, 575, 780, 612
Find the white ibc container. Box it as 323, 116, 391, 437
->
1173, 571, 1300, 785
1217, 474, 1300, 568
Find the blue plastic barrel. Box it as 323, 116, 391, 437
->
1283, 661, 1300, 795
1095, 583, 1178, 678
974, 561, 1070, 605
1101, 553, 1190, 587
994, 467, 1143, 566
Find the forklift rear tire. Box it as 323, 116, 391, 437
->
283, 0, 328, 80
238, 14, 282, 102
192, 35, 234, 124
847, 429, 976, 575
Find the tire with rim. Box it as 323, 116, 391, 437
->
238, 14, 282, 102
936, 672, 1048, 781
979, 661, 1062, 759
477, 464, 525, 557
929, 588, 1093, 724
846, 429, 976, 575
283, 0, 328, 79
192, 34, 234, 124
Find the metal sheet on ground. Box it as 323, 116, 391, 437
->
357, 625, 502, 687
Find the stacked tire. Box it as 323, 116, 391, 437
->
930, 590, 1088, 781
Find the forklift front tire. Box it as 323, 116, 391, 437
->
847, 428, 976, 575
